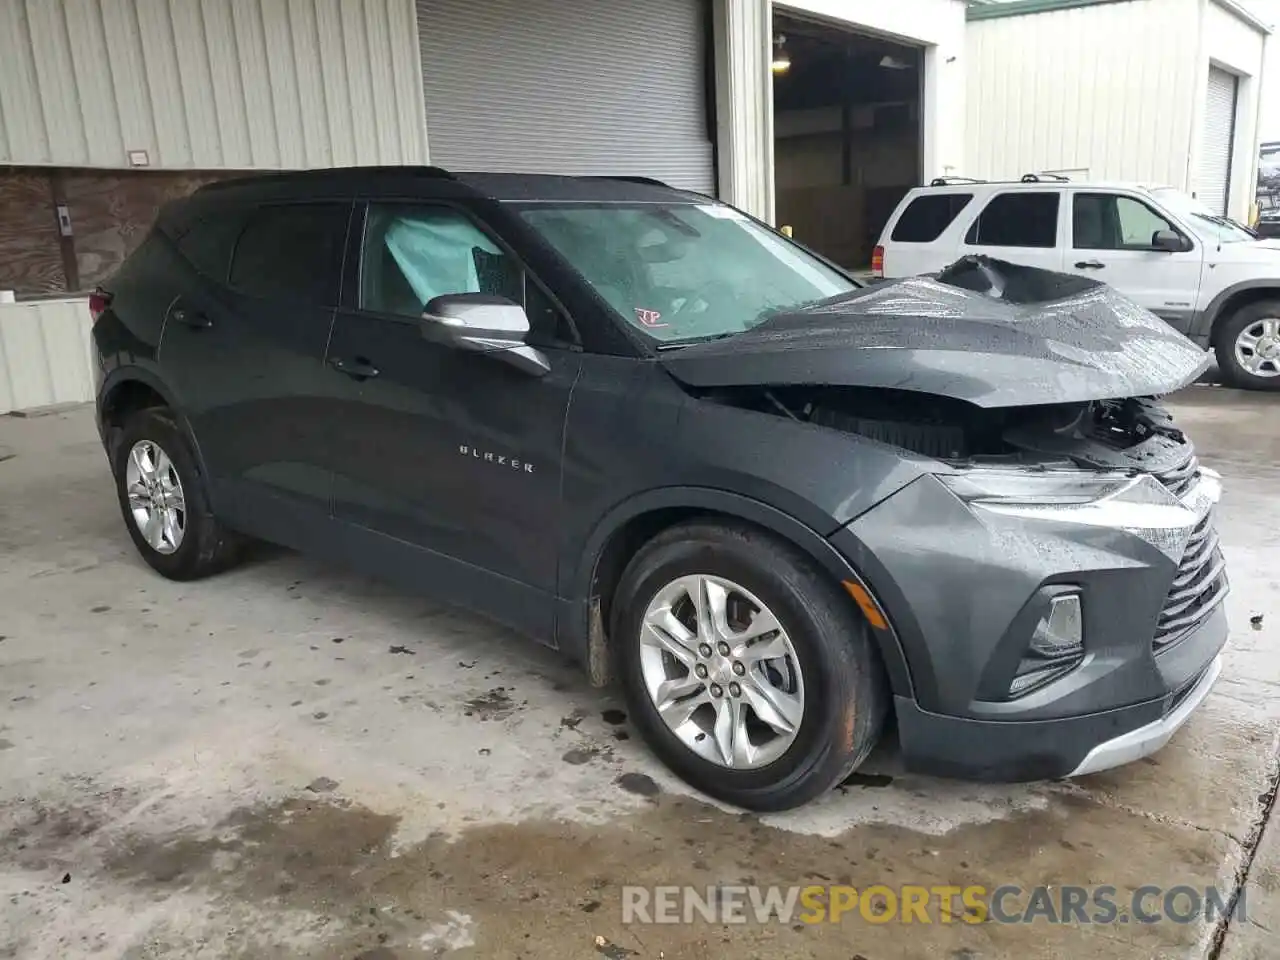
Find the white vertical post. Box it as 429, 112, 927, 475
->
713, 0, 774, 223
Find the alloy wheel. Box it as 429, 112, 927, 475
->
1234, 317, 1280, 378
638, 574, 805, 769
124, 439, 187, 555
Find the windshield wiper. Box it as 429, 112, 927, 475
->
1196, 213, 1252, 233
655, 332, 739, 350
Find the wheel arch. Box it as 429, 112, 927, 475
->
1204, 283, 1280, 347
567, 487, 914, 698
97, 368, 214, 503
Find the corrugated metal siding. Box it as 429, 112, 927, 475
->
417, 0, 715, 191
966, 0, 1202, 188
0, 0, 428, 169
1197, 67, 1237, 214
0, 298, 94, 414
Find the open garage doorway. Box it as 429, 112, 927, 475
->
771, 10, 922, 271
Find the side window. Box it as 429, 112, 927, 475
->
361, 203, 572, 343
174, 213, 246, 280
1073, 193, 1178, 250
361, 204, 522, 318
964, 192, 1060, 248
890, 194, 974, 242
229, 204, 350, 304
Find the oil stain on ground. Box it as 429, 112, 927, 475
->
0, 781, 1228, 960
461, 687, 520, 721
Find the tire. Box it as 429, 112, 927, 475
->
111, 407, 241, 580
612, 520, 888, 811
1214, 300, 1280, 390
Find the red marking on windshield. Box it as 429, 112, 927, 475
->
635, 308, 667, 328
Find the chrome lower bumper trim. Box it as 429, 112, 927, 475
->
1067, 654, 1222, 777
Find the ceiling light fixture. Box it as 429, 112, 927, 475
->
772, 35, 791, 74
879, 54, 912, 70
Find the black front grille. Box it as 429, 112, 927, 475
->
1153, 512, 1227, 651
1154, 451, 1200, 497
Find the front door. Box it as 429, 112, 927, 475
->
159, 201, 353, 523
1065, 192, 1203, 334
325, 202, 581, 638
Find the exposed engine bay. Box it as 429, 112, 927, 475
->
704, 386, 1197, 478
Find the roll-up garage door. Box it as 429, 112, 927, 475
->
1196, 67, 1238, 216
416, 0, 715, 193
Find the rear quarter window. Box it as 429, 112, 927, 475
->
172, 213, 247, 281
890, 193, 974, 242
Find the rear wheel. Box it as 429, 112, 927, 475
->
612, 521, 888, 811
112, 407, 241, 580
1215, 301, 1280, 390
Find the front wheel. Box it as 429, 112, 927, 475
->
612, 521, 888, 811
1215, 302, 1280, 390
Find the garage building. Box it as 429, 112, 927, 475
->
0, 0, 965, 411
966, 0, 1270, 222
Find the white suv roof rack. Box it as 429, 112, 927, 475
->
926, 172, 1072, 187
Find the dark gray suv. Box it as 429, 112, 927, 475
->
91, 168, 1227, 810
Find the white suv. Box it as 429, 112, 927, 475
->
875, 176, 1280, 390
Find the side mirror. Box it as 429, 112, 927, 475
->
420, 293, 549, 377
1152, 229, 1185, 252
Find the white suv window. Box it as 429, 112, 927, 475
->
890, 193, 974, 242
1073, 194, 1179, 250
964, 192, 1060, 248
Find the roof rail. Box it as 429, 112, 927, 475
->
583, 175, 672, 188
1020, 172, 1070, 182
196, 165, 456, 194
928, 176, 987, 186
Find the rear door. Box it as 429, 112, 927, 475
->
958, 190, 1067, 272
159, 201, 353, 526
1065, 191, 1203, 333
879, 191, 977, 277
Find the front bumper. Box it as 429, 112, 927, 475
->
1069, 652, 1220, 776
833, 466, 1227, 781
891, 625, 1224, 781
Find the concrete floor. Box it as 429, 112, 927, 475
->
0, 388, 1277, 960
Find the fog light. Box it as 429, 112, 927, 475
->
1008, 593, 1084, 697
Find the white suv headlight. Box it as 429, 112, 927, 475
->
938, 468, 1137, 506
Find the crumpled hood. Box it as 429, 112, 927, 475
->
659, 257, 1209, 408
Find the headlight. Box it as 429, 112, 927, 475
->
938, 468, 1136, 505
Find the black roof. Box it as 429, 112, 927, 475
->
192, 166, 707, 205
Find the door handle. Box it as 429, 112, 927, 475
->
1074, 260, 1105, 270
171, 306, 212, 328
328, 356, 380, 381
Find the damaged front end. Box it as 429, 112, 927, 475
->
669, 257, 1227, 780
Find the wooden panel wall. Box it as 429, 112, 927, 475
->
63, 171, 228, 289
0, 170, 66, 294
0, 167, 232, 296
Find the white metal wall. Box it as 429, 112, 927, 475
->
715, 0, 773, 220
966, 0, 1203, 189
1201, 0, 1267, 220
0, 298, 94, 414
0, 0, 428, 170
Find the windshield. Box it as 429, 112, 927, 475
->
1149, 187, 1255, 242
516, 202, 855, 343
